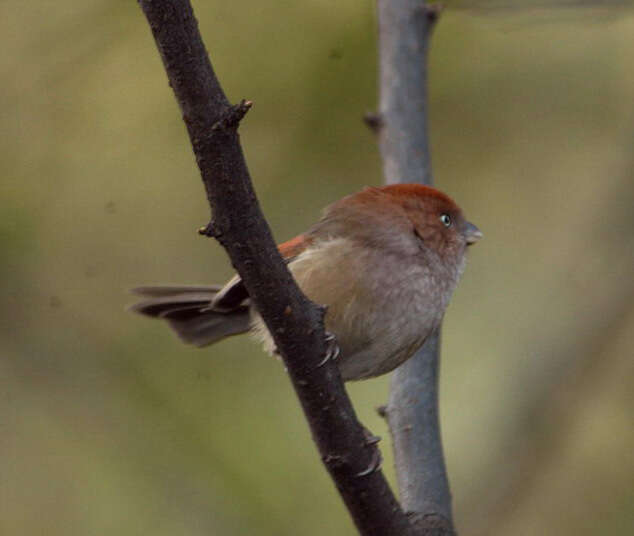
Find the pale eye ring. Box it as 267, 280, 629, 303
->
440, 213, 452, 227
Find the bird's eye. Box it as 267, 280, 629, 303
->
440, 213, 452, 227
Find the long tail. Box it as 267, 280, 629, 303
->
129, 286, 251, 347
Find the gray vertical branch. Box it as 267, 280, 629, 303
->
377, 1, 438, 185
375, 0, 455, 532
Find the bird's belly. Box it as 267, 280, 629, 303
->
323, 264, 441, 381
333, 294, 436, 381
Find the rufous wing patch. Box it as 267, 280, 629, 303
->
278, 234, 312, 262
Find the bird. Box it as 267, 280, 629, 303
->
130, 184, 481, 381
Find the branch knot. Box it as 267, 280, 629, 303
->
363, 112, 384, 133
211, 99, 253, 131
198, 221, 220, 238
421, 3, 443, 27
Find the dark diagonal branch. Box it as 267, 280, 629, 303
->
138, 1, 427, 534
373, 1, 455, 533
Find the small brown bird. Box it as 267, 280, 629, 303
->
131, 184, 481, 381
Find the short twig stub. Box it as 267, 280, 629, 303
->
423, 3, 443, 24
363, 112, 384, 133
198, 221, 219, 238
211, 99, 253, 131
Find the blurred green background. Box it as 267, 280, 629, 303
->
2, 1, 633, 535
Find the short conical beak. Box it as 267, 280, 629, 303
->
464, 222, 483, 245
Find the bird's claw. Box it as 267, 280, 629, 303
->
317, 331, 340, 367
355, 447, 383, 477
363, 427, 382, 446
355, 425, 382, 476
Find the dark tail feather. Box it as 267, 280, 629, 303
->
129, 286, 251, 347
